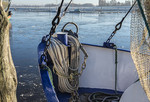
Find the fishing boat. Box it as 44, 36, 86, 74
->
38, 0, 150, 102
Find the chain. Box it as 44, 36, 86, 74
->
46, 0, 73, 47
78, 56, 88, 76
41, 1, 86, 100
46, 0, 64, 46
69, 90, 80, 102
106, 1, 136, 43
72, 44, 88, 77
69, 55, 88, 81
41, 44, 88, 81
55, 44, 88, 79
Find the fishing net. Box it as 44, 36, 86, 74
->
2, 0, 10, 10
130, 0, 150, 100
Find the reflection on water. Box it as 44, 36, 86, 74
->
9, 10, 131, 102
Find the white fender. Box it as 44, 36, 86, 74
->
120, 81, 149, 102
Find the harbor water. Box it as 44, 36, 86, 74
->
9, 8, 131, 102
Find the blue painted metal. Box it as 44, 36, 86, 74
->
103, 42, 115, 48
57, 33, 68, 46
38, 37, 59, 102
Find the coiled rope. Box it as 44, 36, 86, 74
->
88, 92, 121, 102
47, 35, 87, 93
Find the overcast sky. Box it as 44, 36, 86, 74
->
11, 0, 128, 5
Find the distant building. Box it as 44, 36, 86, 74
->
110, 0, 117, 6
98, 0, 131, 6
110, 0, 117, 5
99, 0, 106, 6
125, 0, 131, 6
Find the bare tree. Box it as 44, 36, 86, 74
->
0, 0, 17, 102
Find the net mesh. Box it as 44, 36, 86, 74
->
130, 0, 150, 100
2, 0, 10, 10
144, 0, 150, 29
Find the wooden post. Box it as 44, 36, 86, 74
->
0, 0, 17, 102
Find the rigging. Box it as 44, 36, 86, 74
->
103, 1, 136, 48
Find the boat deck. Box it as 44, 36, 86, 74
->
57, 88, 122, 102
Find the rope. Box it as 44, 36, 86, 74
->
5, 1, 11, 12
114, 45, 118, 94
62, 0, 72, 17
88, 92, 121, 102
47, 35, 85, 93
1, 0, 11, 11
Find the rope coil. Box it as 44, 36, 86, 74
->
47, 35, 88, 93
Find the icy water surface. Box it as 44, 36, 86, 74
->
9, 10, 131, 101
